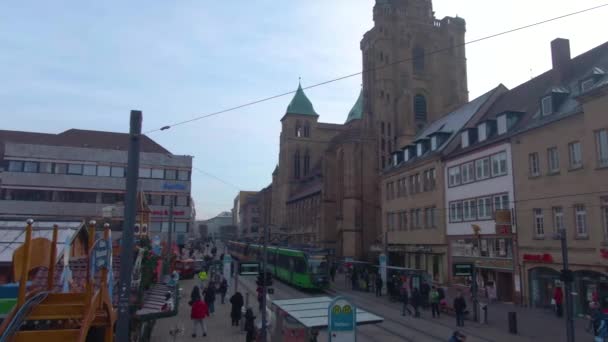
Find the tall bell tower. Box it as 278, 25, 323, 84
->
361, 0, 469, 170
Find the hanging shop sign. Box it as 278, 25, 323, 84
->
495, 209, 512, 235
453, 263, 474, 277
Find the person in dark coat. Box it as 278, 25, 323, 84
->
219, 278, 228, 304
411, 288, 422, 317
230, 292, 244, 326
554, 286, 564, 318
375, 273, 383, 297
204, 283, 216, 315
244, 308, 257, 342
420, 282, 431, 309
454, 291, 467, 327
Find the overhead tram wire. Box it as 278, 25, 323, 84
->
192, 166, 243, 190
145, 3, 608, 134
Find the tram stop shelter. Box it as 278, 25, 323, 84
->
271, 296, 383, 342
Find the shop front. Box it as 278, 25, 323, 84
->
450, 236, 517, 302
385, 244, 447, 284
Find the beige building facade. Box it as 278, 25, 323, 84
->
512, 40, 608, 314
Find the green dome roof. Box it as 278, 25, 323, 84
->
345, 89, 364, 123
286, 82, 318, 116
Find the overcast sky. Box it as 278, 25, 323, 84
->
2, 1, 607, 219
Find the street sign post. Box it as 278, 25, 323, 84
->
379, 254, 387, 295
328, 296, 356, 342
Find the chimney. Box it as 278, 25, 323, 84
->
551, 38, 571, 83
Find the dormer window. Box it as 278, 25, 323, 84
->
431, 136, 438, 151
404, 148, 410, 162
478, 123, 487, 142
461, 130, 469, 148
497, 114, 507, 135
541, 95, 553, 116
581, 78, 595, 92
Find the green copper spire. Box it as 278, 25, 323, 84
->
345, 89, 364, 123
286, 82, 318, 116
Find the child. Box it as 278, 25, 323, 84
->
191, 295, 209, 337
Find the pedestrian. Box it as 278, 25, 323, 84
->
244, 308, 257, 342
420, 282, 430, 309
375, 273, 383, 297
257, 285, 264, 312
449, 330, 467, 342
411, 287, 422, 318
161, 292, 174, 312
219, 278, 228, 304
190, 293, 209, 337
429, 286, 440, 318
454, 291, 467, 327
401, 284, 413, 316
189, 285, 201, 305
553, 285, 564, 318
351, 269, 358, 290
364, 270, 370, 292
204, 283, 216, 315
230, 292, 244, 326
330, 264, 336, 283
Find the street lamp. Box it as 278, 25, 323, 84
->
553, 229, 575, 342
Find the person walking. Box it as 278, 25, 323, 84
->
257, 285, 265, 313
553, 285, 564, 318
204, 283, 217, 315
230, 292, 244, 326
454, 291, 467, 327
429, 286, 440, 318
420, 282, 431, 309
219, 278, 228, 304
375, 273, 383, 297
330, 264, 336, 283
244, 308, 257, 342
190, 294, 209, 337
411, 287, 422, 318
190, 285, 201, 305
401, 284, 413, 316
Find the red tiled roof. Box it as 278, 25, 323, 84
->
0, 128, 170, 154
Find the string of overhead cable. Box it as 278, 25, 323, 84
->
144, 3, 608, 134
192, 166, 243, 190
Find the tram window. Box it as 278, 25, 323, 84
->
294, 257, 307, 273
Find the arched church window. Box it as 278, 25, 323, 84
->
303, 122, 310, 137
414, 94, 427, 121
295, 121, 302, 137
294, 150, 301, 179
413, 46, 425, 72
304, 151, 310, 176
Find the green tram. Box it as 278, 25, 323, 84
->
227, 241, 329, 290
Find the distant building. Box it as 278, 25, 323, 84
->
197, 211, 232, 239
0, 129, 194, 245
219, 225, 237, 242
232, 191, 258, 239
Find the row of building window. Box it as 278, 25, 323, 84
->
449, 193, 510, 223
295, 121, 311, 138
386, 207, 437, 231
448, 151, 508, 187
533, 203, 608, 240
529, 131, 608, 176
386, 168, 436, 200
5, 160, 190, 181
1, 189, 190, 207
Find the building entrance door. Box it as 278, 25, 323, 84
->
497, 272, 514, 302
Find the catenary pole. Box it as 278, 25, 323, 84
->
561, 229, 575, 342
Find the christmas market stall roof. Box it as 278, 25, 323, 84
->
271, 296, 383, 329
0, 220, 83, 264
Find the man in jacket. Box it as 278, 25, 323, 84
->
230, 292, 244, 326
454, 291, 467, 327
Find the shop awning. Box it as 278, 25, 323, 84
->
271, 296, 383, 329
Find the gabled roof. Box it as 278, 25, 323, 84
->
345, 89, 364, 123
285, 83, 318, 116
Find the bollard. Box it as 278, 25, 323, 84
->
508, 311, 517, 334
481, 303, 488, 324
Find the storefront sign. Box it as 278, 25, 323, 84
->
405, 245, 433, 253
600, 249, 608, 259
474, 258, 513, 270
453, 263, 474, 276
162, 183, 186, 191
523, 253, 554, 263
328, 297, 356, 342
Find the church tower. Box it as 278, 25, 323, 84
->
361, 0, 469, 169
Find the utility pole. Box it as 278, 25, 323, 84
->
559, 228, 575, 342
116, 110, 142, 341
261, 224, 269, 341
165, 197, 175, 276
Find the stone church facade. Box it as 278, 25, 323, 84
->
267, 0, 469, 260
